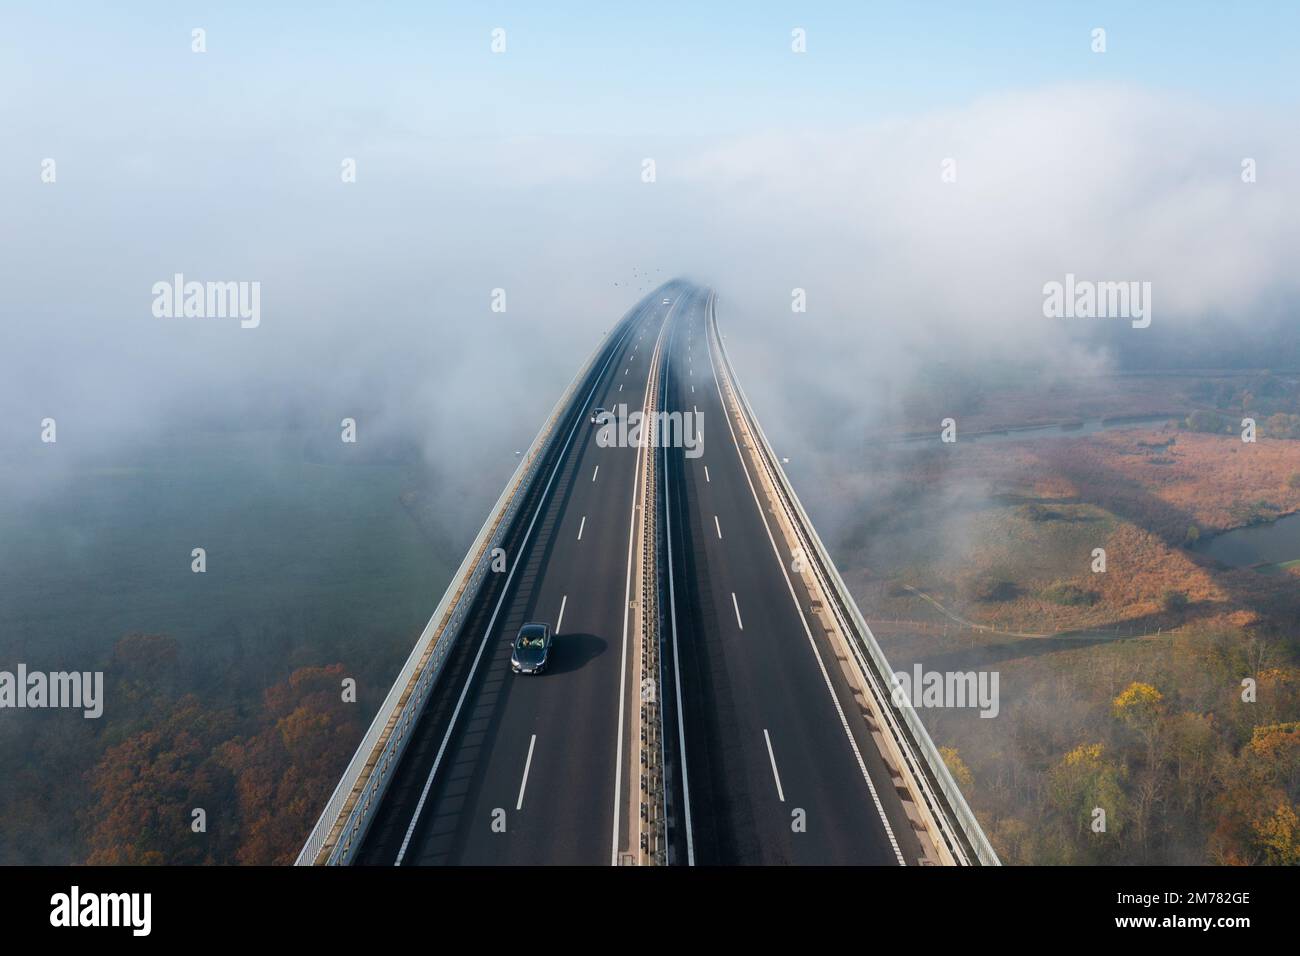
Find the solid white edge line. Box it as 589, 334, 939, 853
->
704, 295, 906, 866
763, 729, 785, 802
392, 311, 642, 866
516, 734, 537, 811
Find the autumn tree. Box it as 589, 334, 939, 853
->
1048, 743, 1127, 862
940, 745, 975, 790
83, 695, 238, 864
1211, 722, 1300, 864
216, 664, 363, 864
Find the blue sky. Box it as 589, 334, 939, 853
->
4, 1, 1298, 139
3, 2, 1299, 464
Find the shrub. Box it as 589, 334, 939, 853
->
966, 574, 1021, 602
1042, 581, 1099, 606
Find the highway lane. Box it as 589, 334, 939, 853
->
661, 283, 925, 864
355, 285, 678, 865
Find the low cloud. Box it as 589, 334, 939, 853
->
2, 84, 1296, 511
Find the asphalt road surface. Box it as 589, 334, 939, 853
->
357, 284, 677, 865
659, 284, 922, 865
356, 281, 923, 865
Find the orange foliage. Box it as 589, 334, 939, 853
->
216, 664, 359, 865
83, 661, 363, 865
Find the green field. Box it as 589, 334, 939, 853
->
0, 429, 454, 683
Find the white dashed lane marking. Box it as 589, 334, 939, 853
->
764, 730, 785, 802
516, 734, 537, 811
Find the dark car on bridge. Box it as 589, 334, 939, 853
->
510, 622, 553, 675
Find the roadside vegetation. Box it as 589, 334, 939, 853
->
0, 632, 368, 864
834, 373, 1300, 864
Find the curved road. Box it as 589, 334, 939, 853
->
356, 286, 673, 865
660, 285, 921, 864
355, 281, 923, 865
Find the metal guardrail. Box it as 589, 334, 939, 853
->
296, 305, 646, 866
705, 292, 1000, 866
636, 318, 668, 865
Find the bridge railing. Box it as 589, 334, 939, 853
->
296, 302, 647, 865
706, 292, 1000, 866
635, 314, 669, 865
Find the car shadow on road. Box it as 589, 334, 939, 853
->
545, 632, 608, 674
